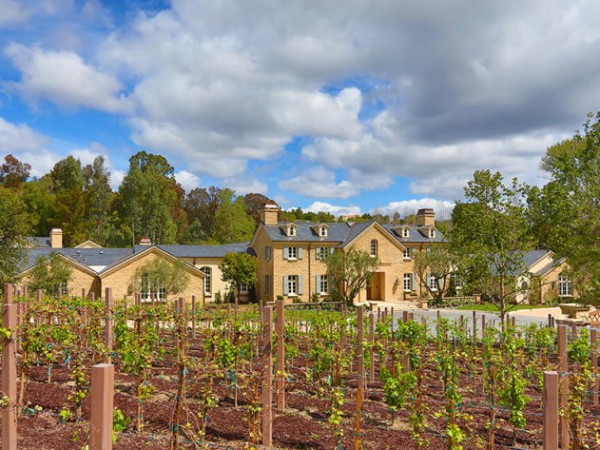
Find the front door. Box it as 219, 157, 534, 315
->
367, 272, 385, 300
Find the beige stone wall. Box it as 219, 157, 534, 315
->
100, 252, 204, 305
19, 262, 99, 298
253, 227, 275, 302
178, 256, 243, 303
539, 262, 576, 303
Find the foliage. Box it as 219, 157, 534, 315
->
213, 188, 256, 244
25, 253, 72, 296
0, 187, 31, 283
219, 252, 257, 302
413, 244, 455, 305
321, 248, 379, 307
130, 258, 191, 300
0, 154, 31, 188
450, 170, 532, 327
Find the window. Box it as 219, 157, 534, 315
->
140, 273, 166, 302
56, 280, 68, 296
316, 246, 332, 260
200, 267, 211, 294
426, 273, 437, 291
289, 225, 296, 236
287, 246, 297, 259
287, 275, 297, 295
264, 245, 272, 260
320, 226, 327, 237
370, 239, 378, 257
402, 227, 410, 238
403, 273, 412, 291
559, 273, 572, 296
403, 248, 411, 259
239, 283, 249, 293
451, 273, 462, 290
429, 229, 436, 239
264, 274, 271, 295
317, 274, 329, 294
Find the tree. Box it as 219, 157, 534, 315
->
116, 151, 179, 245
25, 253, 72, 296
214, 189, 255, 244
0, 154, 31, 189
183, 186, 222, 243
321, 248, 379, 307
82, 156, 114, 245
244, 193, 272, 225
0, 187, 31, 284
22, 177, 56, 238
450, 170, 532, 328
129, 258, 191, 301
530, 112, 600, 305
219, 252, 257, 305
413, 244, 455, 306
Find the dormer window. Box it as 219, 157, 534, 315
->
320, 226, 327, 237
288, 224, 296, 237
429, 228, 435, 239
402, 227, 410, 238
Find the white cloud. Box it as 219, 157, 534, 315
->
0, 0, 31, 26
223, 178, 268, 196
305, 201, 362, 217
175, 170, 200, 192
0, 116, 50, 153
4, 43, 132, 113
278, 166, 359, 199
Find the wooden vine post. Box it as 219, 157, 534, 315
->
592, 328, 598, 406
543, 371, 559, 450
355, 305, 364, 450
261, 305, 273, 447
105, 287, 113, 364
558, 324, 569, 449
89, 363, 115, 450
2, 284, 17, 450
276, 298, 285, 410
369, 312, 375, 384
170, 297, 187, 450
191, 295, 196, 340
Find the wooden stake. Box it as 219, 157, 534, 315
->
261, 306, 273, 447
369, 312, 375, 384
592, 328, 598, 407
543, 371, 559, 450
276, 299, 285, 410
357, 306, 365, 402
90, 363, 115, 450
105, 288, 113, 364
2, 284, 17, 450
558, 325, 569, 449
191, 295, 196, 340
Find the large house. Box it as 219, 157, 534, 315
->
19, 228, 251, 303
250, 205, 445, 303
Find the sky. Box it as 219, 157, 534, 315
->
1, 0, 599, 219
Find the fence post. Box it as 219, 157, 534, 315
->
261, 305, 273, 447
481, 315, 486, 337
89, 363, 115, 450
472, 310, 477, 341
403, 310, 408, 323
543, 371, 559, 450
558, 324, 569, 449
355, 305, 364, 450
369, 312, 375, 384
191, 295, 196, 340
2, 284, 17, 450
592, 328, 598, 407
276, 298, 285, 410
105, 288, 113, 364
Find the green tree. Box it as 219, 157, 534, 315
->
450, 170, 532, 328
321, 248, 379, 307
214, 189, 255, 244
531, 112, 600, 304
116, 151, 179, 245
25, 253, 72, 296
22, 177, 55, 238
183, 186, 222, 243
82, 156, 114, 245
0, 187, 31, 283
129, 258, 191, 301
0, 154, 31, 189
219, 252, 257, 305
414, 244, 455, 306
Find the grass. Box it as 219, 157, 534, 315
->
455, 303, 555, 312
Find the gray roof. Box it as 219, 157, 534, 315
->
262, 220, 446, 246
27, 237, 50, 248
156, 243, 253, 258
523, 250, 551, 268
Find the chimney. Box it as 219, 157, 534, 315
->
139, 237, 152, 246
50, 228, 63, 248
260, 202, 280, 226
416, 208, 435, 227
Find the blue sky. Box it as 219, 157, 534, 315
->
1, 0, 600, 219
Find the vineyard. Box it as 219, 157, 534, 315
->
1, 285, 600, 449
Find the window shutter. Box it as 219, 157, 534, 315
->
298, 247, 303, 259
329, 247, 335, 255
283, 276, 289, 295
412, 273, 417, 291
298, 275, 304, 295
269, 246, 272, 260
316, 275, 321, 292
283, 247, 289, 260
315, 247, 321, 260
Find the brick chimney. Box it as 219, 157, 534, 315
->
416, 208, 435, 227
50, 228, 63, 248
139, 238, 152, 246
260, 202, 280, 226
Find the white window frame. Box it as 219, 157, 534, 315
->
289, 225, 296, 236
558, 273, 572, 297
403, 273, 411, 291
200, 267, 211, 295
402, 227, 409, 238
140, 273, 166, 302
288, 275, 298, 295
320, 226, 327, 237
429, 229, 435, 238
318, 274, 329, 294
403, 248, 411, 259
426, 273, 437, 291
288, 246, 297, 260
370, 239, 378, 257
239, 283, 249, 293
